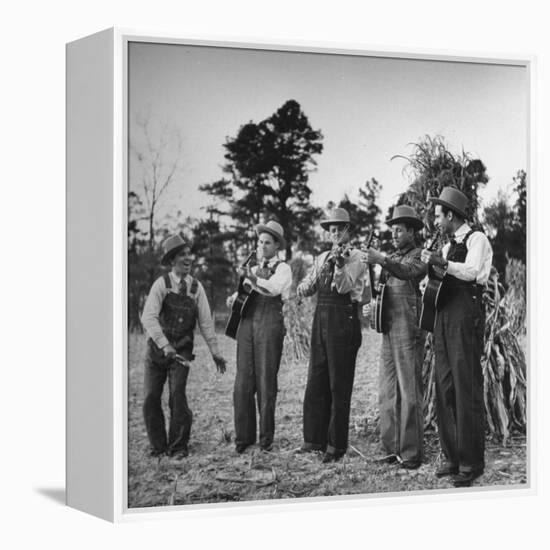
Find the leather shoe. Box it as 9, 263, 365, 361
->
452, 470, 483, 487
401, 460, 421, 470
436, 464, 458, 478
260, 443, 273, 452
149, 448, 166, 458
322, 452, 343, 464
168, 445, 189, 459
377, 454, 399, 464
235, 444, 249, 454
297, 445, 325, 454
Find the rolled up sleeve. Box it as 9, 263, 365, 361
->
195, 283, 221, 357
333, 250, 366, 296
298, 253, 327, 297
384, 249, 427, 282
141, 277, 170, 349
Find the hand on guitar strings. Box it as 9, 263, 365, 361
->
238, 265, 258, 285
226, 292, 236, 309
421, 249, 447, 268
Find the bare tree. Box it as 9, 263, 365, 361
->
131, 111, 183, 250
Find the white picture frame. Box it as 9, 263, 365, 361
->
66, 27, 534, 522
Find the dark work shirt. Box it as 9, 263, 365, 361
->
383, 245, 427, 286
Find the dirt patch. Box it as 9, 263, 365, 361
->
128, 330, 527, 508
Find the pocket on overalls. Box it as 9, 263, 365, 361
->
333, 305, 355, 347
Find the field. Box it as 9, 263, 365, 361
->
128, 328, 527, 509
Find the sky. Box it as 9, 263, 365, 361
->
128, 41, 527, 227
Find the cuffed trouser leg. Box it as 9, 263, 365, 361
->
434, 289, 485, 473
326, 310, 360, 455
234, 317, 257, 447
303, 309, 331, 451
254, 306, 284, 448
167, 363, 192, 454
143, 349, 168, 454
379, 333, 398, 456
303, 304, 360, 456
379, 288, 425, 463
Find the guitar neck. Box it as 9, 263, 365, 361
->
364, 229, 377, 298
368, 264, 377, 298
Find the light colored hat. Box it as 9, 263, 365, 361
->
386, 205, 423, 230
255, 220, 286, 248
430, 186, 469, 219
161, 234, 189, 266
320, 207, 352, 230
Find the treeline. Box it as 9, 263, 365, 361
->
128, 102, 526, 335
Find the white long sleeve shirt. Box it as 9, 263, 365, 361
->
442, 223, 493, 285
298, 248, 366, 302
248, 257, 292, 300
141, 272, 220, 356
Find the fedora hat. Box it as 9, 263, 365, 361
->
320, 207, 352, 230
255, 220, 286, 248
386, 205, 423, 231
161, 234, 189, 266
430, 186, 468, 219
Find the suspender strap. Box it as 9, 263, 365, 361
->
190, 277, 198, 297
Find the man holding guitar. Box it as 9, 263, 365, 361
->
227, 221, 291, 454
421, 187, 493, 487
363, 205, 427, 469
297, 208, 365, 463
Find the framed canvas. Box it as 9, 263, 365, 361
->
66, 28, 533, 522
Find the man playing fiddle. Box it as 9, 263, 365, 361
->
297, 208, 366, 463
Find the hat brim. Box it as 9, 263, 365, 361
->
430, 198, 467, 219
161, 243, 188, 266
255, 224, 286, 248
386, 216, 424, 230
320, 220, 353, 230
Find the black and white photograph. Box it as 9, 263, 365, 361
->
126, 39, 528, 509
8, 0, 550, 545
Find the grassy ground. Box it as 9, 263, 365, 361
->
128, 329, 527, 509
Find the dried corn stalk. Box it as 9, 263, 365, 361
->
422, 268, 527, 444
282, 298, 315, 362
504, 257, 526, 336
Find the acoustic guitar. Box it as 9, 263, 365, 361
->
419, 229, 445, 332
224, 249, 257, 339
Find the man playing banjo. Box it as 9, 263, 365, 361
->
363, 205, 428, 469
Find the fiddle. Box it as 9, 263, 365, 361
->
328, 242, 353, 263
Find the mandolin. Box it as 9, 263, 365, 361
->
224, 249, 257, 339
419, 229, 445, 332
